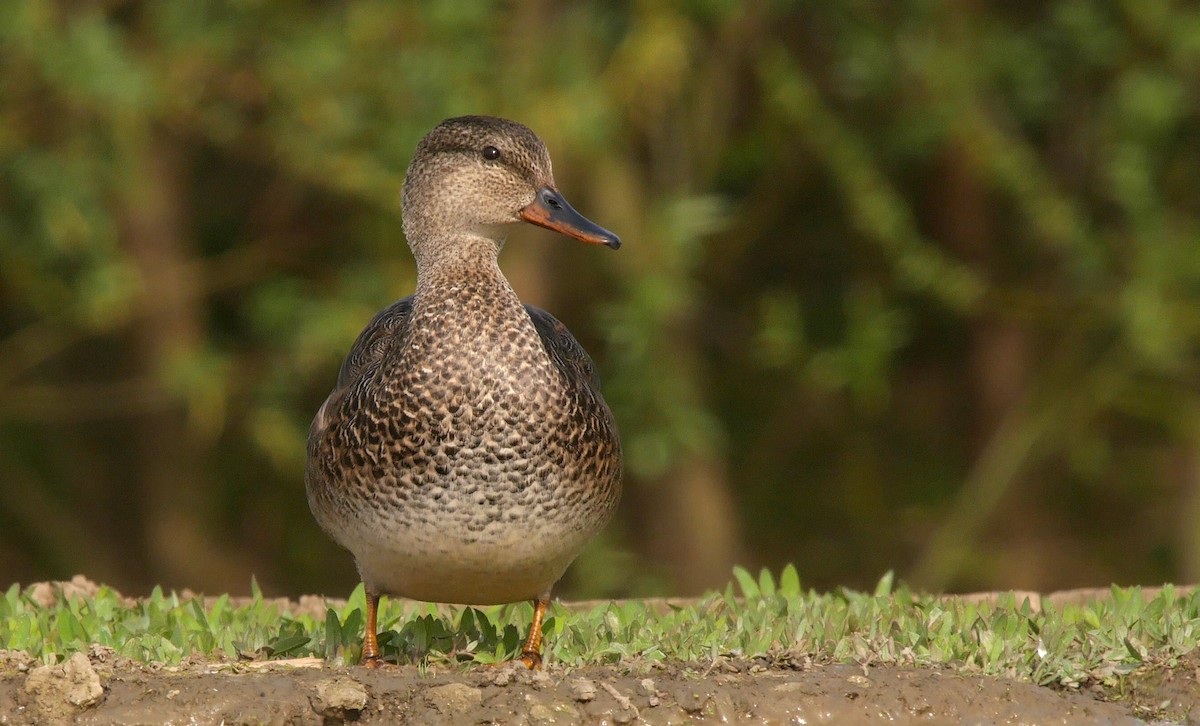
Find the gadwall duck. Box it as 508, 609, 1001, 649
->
306, 115, 623, 668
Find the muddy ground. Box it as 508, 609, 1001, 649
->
2, 580, 1198, 725
1, 647, 1196, 725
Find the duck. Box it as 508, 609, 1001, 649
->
305, 115, 623, 668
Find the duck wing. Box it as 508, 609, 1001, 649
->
309, 296, 414, 441
524, 304, 602, 391
335, 296, 416, 390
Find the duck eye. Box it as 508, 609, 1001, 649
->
482, 146, 501, 161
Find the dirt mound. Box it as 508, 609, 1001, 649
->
6, 578, 1196, 723
0, 653, 1182, 725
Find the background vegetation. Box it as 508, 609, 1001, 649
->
2, 0, 1200, 600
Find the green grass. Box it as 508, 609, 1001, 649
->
2, 567, 1198, 690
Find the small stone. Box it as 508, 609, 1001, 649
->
639, 678, 660, 707
675, 686, 711, 714
0, 649, 35, 673
425, 682, 483, 713
508, 663, 548, 687
23, 652, 105, 721
27, 582, 56, 608
569, 678, 596, 702
87, 644, 117, 663
525, 667, 552, 689
27, 575, 107, 608
477, 662, 516, 686
526, 701, 580, 725
485, 667, 513, 687
312, 676, 368, 715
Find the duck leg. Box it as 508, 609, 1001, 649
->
361, 589, 383, 668
518, 597, 549, 669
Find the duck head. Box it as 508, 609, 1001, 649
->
401, 115, 619, 267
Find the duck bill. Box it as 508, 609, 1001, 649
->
520, 187, 621, 249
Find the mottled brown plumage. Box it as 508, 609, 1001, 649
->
305, 116, 622, 667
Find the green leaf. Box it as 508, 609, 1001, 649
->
342, 608, 363, 647
779, 564, 802, 598
733, 566, 760, 600
758, 568, 777, 599
266, 634, 311, 657
873, 571, 895, 597
324, 608, 341, 661
1124, 636, 1143, 662
190, 599, 211, 633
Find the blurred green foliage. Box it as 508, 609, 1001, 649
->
2, 1, 1200, 597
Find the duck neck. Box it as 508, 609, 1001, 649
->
411, 232, 521, 315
